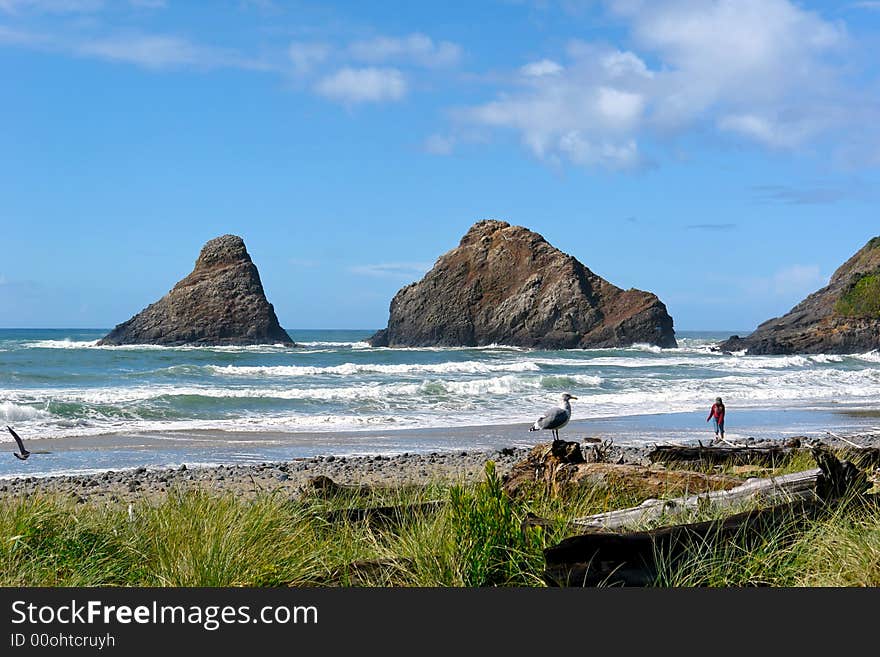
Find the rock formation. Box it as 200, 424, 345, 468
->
369, 219, 676, 349
98, 234, 294, 347
718, 236, 880, 354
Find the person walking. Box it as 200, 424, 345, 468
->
707, 397, 725, 443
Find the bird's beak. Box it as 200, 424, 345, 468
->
570, 396, 578, 400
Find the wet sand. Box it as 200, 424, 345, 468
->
4, 405, 880, 482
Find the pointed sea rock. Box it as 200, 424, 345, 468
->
369, 219, 676, 349
98, 235, 294, 346
718, 236, 880, 355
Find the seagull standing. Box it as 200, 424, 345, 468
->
7, 426, 31, 460
529, 393, 578, 441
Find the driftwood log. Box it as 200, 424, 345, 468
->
571, 448, 865, 531
542, 449, 870, 586
301, 475, 444, 528
321, 501, 444, 527
315, 558, 415, 586
648, 442, 880, 470
301, 475, 426, 499
503, 440, 739, 498
302, 475, 375, 496
647, 444, 804, 468
544, 499, 832, 586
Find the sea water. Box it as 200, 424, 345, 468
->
1, 328, 879, 476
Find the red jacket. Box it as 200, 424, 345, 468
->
707, 403, 725, 422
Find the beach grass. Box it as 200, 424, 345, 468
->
653, 493, 880, 587
1, 459, 878, 587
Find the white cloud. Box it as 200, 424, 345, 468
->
718, 113, 826, 150
0, 24, 44, 45
348, 33, 461, 68
288, 41, 330, 76
609, 0, 846, 133
769, 265, 826, 296
0, 26, 269, 72
465, 49, 650, 168
739, 264, 826, 299
315, 67, 406, 104
520, 59, 563, 77
76, 34, 266, 71
78, 35, 201, 69
600, 50, 653, 79
424, 134, 455, 155
596, 86, 644, 127
558, 133, 640, 169
350, 262, 431, 278
461, 0, 860, 169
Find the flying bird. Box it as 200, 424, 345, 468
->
529, 393, 577, 441
7, 426, 31, 460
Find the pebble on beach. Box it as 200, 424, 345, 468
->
2, 432, 874, 505
0, 446, 536, 505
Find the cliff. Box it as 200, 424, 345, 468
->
369, 220, 676, 349
98, 235, 294, 347
718, 236, 880, 354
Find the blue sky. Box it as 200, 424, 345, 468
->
1, 0, 879, 332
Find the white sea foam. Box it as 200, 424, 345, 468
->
0, 412, 496, 441
207, 360, 542, 377
7, 352, 880, 414
8, 328, 880, 446
0, 402, 51, 422
25, 339, 99, 349
855, 351, 880, 363
629, 343, 664, 353
368, 343, 527, 353
25, 340, 296, 353
1, 372, 604, 408
528, 354, 817, 370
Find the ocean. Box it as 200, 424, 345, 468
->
2, 328, 880, 478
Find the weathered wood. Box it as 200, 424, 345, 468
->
301, 475, 425, 498
648, 442, 880, 470
504, 440, 740, 498
321, 501, 444, 527
825, 431, 867, 450
315, 557, 415, 586
544, 499, 826, 587
545, 492, 880, 587
571, 467, 822, 531
571, 448, 867, 531
542, 450, 872, 586
840, 448, 880, 469
647, 444, 804, 467
303, 475, 373, 496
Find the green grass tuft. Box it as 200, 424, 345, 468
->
448, 461, 544, 586
835, 272, 880, 318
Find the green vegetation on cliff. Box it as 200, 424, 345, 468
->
835, 271, 880, 318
